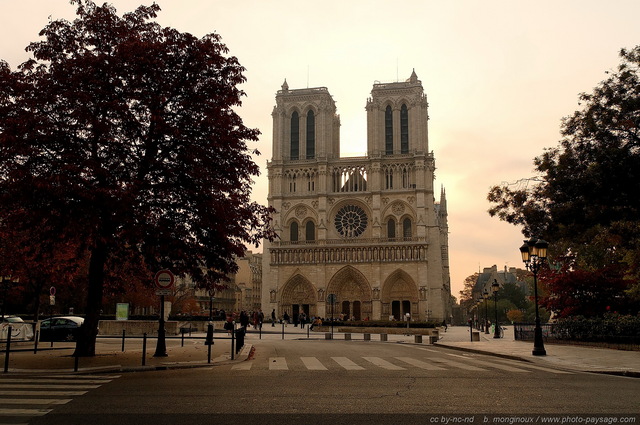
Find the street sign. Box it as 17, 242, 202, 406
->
154, 270, 175, 290
326, 293, 337, 304
155, 289, 172, 296
49, 286, 56, 296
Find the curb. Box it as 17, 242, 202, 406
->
2, 343, 253, 375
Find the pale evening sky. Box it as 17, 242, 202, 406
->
2, 1, 639, 301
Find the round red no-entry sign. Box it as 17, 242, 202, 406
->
154, 270, 175, 289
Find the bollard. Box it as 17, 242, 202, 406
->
142, 333, 147, 366
122, 329, 126, 352
307, 326, 310, 339
33, 330, 39, 354
181, 329, 185, 347
282, 322, 285, 340
4, 326, 12, 373
231, 324, 235, 360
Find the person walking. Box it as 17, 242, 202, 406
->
271, 309, 276, 327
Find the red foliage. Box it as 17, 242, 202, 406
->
540, 264, 634, 318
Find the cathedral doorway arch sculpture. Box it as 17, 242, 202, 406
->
381, 270, 419, 321
326, 266, 372, 320
280, 274, 316, 320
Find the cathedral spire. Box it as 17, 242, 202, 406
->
281, 79, 289, 92
439, 185, 448, 215
409, 68, 418, 83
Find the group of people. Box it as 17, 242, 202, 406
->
223, 309, 265, 333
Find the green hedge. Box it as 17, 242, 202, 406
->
553, 314, 640, 344
317, 320, 439, 329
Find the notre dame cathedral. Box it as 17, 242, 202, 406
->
261, 70, 452, 323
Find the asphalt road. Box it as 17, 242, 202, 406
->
19, 339, 640, 425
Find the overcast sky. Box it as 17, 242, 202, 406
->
2, 1, 639, 300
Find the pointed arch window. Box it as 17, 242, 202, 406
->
403, 218, 412, 239
290, 111, 299, 160
385, 105, 393, 155
290, 221, 299, 242
387, 218, 396, 239
305, 221, 315, 241
400, 104, 409, 154
306, 110, 315, 159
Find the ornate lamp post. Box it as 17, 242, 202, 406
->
482, 289, 490, 334
520, 237, 549, 356
491, 279, 500, 338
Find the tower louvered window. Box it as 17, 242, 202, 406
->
401, 104, 409, 154
306, 110, 315, 159
290, 111, 299, 160
385, 105, 393, 155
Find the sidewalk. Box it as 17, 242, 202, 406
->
434, 325, 640, 377
1, 325, 638, 377
1, 331, 253, 374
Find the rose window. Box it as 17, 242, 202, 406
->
334, 205, 368, 238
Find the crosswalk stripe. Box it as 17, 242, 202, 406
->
448, 357, 531, 373
0, 379, 112, 385
363, 357, 406, 370
231, 362, 253, 370
491, 360, 574, 374
0, 384, 100, 389
429, 358, 487, 371
394, 357, 447, 370
301, 357, 327, 370
331, 357, 365, 370
269, 357, 288, 370
36, 375, 120, 380
0, 408, 52, 416
0, 391, 88, 396
0, 399, 71, 405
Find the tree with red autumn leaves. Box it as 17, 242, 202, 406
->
0, 1, 275, 356
538, 262, 633, 318
488, 47, 640, 317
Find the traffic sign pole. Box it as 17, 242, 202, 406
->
153, 270, 173, 358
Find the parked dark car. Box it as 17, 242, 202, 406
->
39, 316, 84, 342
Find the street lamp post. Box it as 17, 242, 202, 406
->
482, 290, 490, 334
491, 279, 500, 338
520, 237, 549, 356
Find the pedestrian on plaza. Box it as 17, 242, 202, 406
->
442, 320, 448, 332
240, 310, 249, 328
271, 309, 276, 327
258, 310, 264, 330
283, 311, 290, 325
299, 312, 306, 329
224, 314, 234, 334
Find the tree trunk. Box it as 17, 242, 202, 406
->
74, 239, 108, 357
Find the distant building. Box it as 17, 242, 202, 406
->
261, 71, 451, 322
192, 251, 263, 314
473, 265, 527, 301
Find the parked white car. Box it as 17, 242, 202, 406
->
1, 316, 34, 341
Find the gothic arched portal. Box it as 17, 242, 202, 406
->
326, 266, 372, 320
381, 269, 419, 320
280, 274, 316, 319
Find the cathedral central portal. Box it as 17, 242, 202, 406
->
326, 266, 372, 321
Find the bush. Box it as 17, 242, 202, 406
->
553, 314, 640, 343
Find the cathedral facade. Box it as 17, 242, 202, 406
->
261, 71, 452, 323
